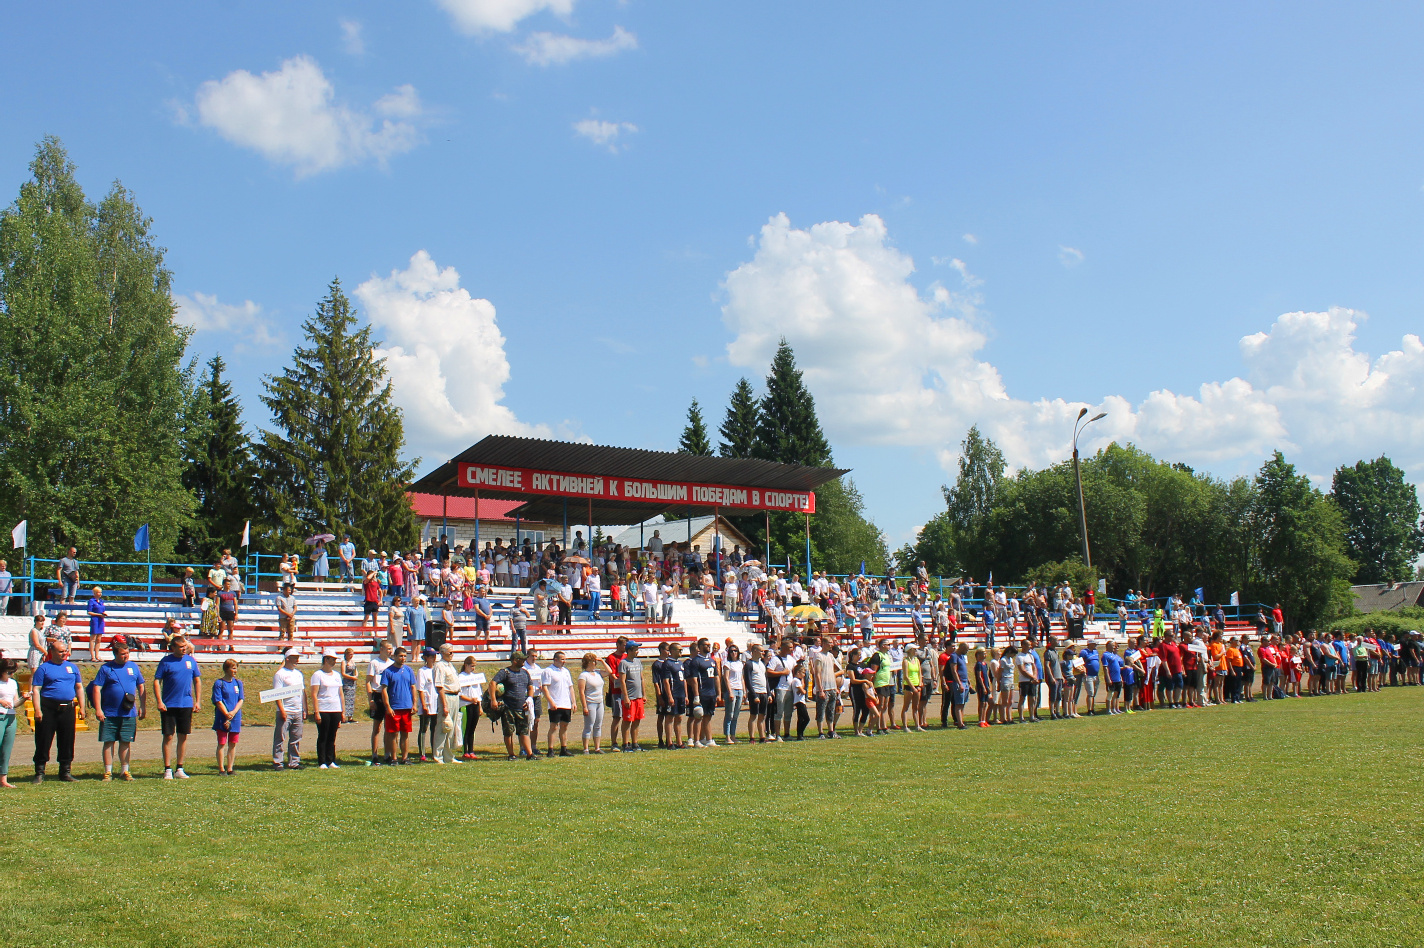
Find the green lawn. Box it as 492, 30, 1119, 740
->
2, 687, 1420, 948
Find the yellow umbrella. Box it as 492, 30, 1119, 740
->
788, 604, 826, 620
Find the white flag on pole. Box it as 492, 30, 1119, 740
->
11, 520, 26, 549
1229, 591, 1239, 606
241, 521, 250, 548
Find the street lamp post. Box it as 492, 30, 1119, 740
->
1072, 407, 1107, 568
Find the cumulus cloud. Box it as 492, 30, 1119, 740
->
192, 56, 424, 176
721, 213, 1424, 483
962, 233, 978, 245
355, 251, 549, 464
573, 117, 637, 152
514, 25, 637, 65
172, 291, 280, 348
340, 19, 365, 55
437, 0, 575, 34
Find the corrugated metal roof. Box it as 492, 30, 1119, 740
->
409, 435, 847, 508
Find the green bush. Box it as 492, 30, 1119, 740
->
1326, 606, 1424, 637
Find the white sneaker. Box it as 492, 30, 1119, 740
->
329, 762, 340, 769
705, 740, 719, 747
432, 758, 445, 764
175, 768, 189, 779
163, 769, 173, 780
319, 764, 329, 770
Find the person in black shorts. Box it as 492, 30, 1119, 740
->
651, 642, 670, 748
662, 642, 687, 748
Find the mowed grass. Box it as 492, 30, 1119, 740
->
3, 688, 1421, 948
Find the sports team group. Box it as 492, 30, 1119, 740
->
3, 615, 1418, 785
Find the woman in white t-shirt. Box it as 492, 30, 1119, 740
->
309, 654, 345, 769
720, 645, 746, 744
457, 656, 483, 759
576, 653, 606, 754
540, 651, 576, 757
0, 655, 19, 788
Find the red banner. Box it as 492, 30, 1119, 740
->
457, 463, 816, 513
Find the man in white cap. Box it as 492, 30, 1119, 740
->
271, 648, 306, 770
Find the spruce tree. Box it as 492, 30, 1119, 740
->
718, 377, 759, 458
257, 279, 417, 552
754, 339, 831, 467
0, 137, 194, 559
179, 355, 257, 561
678, 398, 713, 455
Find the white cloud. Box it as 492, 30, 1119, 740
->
1059, 245, 1085, 268
514, 25, 637, 65
355, 251, 549, 464
193, 56, 424, 176
573, 117, 637, 152
721, 213, 1424, 485
340, 19, 365, 55
172, 291, 280, 348
437, 0, 575, 34
962, 233, 978, 245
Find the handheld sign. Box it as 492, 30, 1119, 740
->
470, 673, 487, 685
259, 684, 304, 704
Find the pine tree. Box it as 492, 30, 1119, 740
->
0, 137, 195, 560
179, 355, 257, 561
754, 339, 831, 467
679, 398, 713, 455
257, 279, 417, 552
718, 377, 759, 458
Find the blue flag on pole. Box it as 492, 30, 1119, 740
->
859, 559, 866, 576
133, 524, 150, 552
1193, 586, 1204, 602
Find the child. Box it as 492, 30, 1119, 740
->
212, 659, 244, 776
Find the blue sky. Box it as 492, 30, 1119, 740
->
4, 2, 1423, 546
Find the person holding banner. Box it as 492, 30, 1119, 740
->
457, 655, 484, 759
271, 649, 306, 770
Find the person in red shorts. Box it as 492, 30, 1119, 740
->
617, 640, 645, 752
605, 636, 628, 750
380, 647, 417, 765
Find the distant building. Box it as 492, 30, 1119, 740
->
407, 493, 558, 551
610, 515, 755, 561
1350, 581, 1424, 614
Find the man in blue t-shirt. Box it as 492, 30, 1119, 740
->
380, 647, 418, 764
650, 642, 670, 748
338, 535, 356, 581
89, 637, 146, 780
85, 587, 107, 661
30, 641, 85, 782
153, 635, 202, 779
1101, 643, 1124, 715
1079, 643, 1102, 715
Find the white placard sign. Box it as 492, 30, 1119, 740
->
259, 684, 304, 703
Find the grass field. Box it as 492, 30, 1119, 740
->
3, 687, 1420, 948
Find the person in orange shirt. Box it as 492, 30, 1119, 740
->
1224, 637, 1245, 703
1208, 632, 1226, 706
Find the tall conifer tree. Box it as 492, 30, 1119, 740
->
257, 279, 417, 551
717, 377, 759, 459
179, 355, 257, 560
754, 339, 831, 467
679, 398, 713, 455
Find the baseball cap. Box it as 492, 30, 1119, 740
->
626, 640, 641, 649
421, 647, 437, 657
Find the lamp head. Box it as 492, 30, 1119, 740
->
1076, 407, 1088, 419
1090, 412, 1107, 423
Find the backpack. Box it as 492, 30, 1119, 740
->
482, 690, 503, 722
